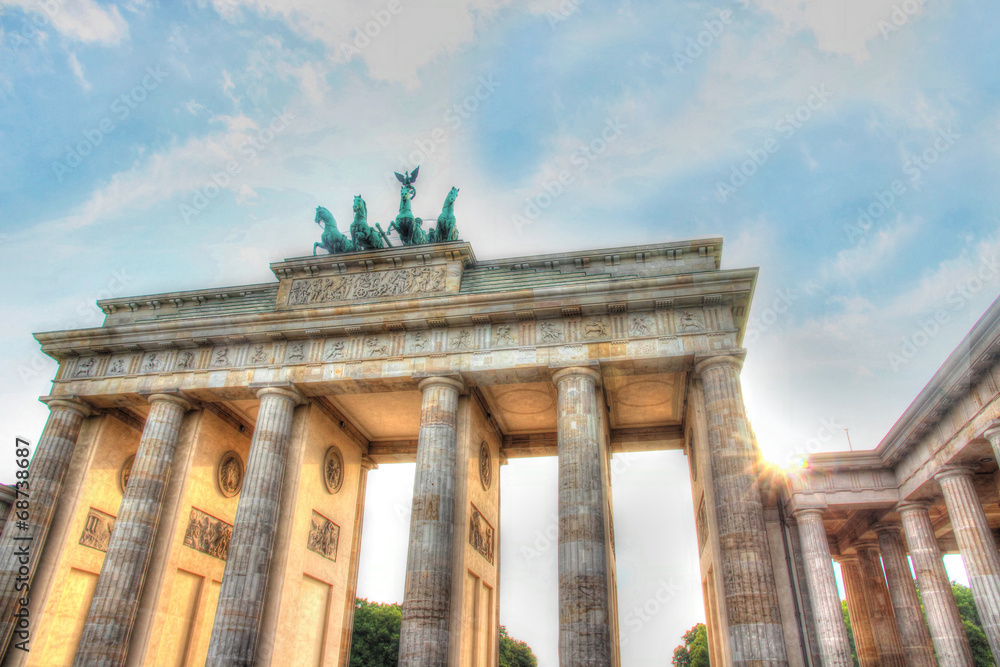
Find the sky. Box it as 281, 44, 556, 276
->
1, 0, 998, 664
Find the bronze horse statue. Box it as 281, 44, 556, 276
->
313, 206, 355, 254
388, 185, 428, 245
428, 187, 459, 243
349, 195, 386, 250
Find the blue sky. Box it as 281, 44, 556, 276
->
2, 0, 997, 664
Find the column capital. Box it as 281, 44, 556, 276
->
854, 539, 880, 553
934, 465, 977, 484
39, 395, 93, 417
145, 393, 193, 412
360, 455, 378, 472
983, 419, 1000, 444
836, 554, 860, 565
253, 384, 306, 405
416, 375, 466, 394
693, 350, 747, 377
551, 365, 601, 386
791, 506, 827, 520
874, 522, 904, 537
896, 499, 932, 515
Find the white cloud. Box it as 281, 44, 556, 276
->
66, 50, 90, 91
0, 0, 129, 45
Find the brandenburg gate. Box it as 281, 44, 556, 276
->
15, 188, 1000, 666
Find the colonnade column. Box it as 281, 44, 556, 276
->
398, 376, 465, 667
935, 466, 1000, 658
552, 367, 613, 667
874, 524, 935, 667
897, 501, 973, 665
694, 353, 787, 665
73, 393, 192, 666
790, 508, 852, 666
206, 385, 304, 667
0, 396, 91, 651
854, 541, 906, 666
838, 556, 878, 667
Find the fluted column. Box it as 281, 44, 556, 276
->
206, 385, 303, 666
838, 556, 878, 667
339, 455, 377, 666
552, 367, 613, 667
898, 500, 973, 665
398, 376, 465, 667
694, 353, 787, 665
936, 465, 1000, 659
854, 542, 906, 666
791, 508, 852, 666
73, 394, 192, 666
0, 396, 91, 652
874, 524, 935, 667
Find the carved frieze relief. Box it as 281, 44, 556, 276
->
307, 510, 340, 561
287, 266, 447, 306
80, 507, 116, 552
469, 504, 495, 565
217, 451, 244, 497
323, 446, 344, 494
184, 508, 232, 560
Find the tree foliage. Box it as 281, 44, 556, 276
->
672, 623, 710, 667
499, 625, 539, 667
348, 598, 538, 667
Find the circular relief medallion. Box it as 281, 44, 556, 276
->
217, 451, 244, 498
119, 455, 135, 493
479, 441, 492, 490
324, 446, 344, 494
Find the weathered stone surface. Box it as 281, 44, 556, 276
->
855, 542, 906, 666
839, 556, 878, 666
694, 354, 787, 666
0, 397, 90, 650
792, 509, 852, 667
552, 367, 613, 667
73, 394, 191, 667
874, 524, 935, 667
206, 386, 303, 666
398, 376, 464, 667
936, 466, 1000, 660
898, 501, 974, 666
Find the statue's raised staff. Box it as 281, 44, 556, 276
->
313, 205, 356, 255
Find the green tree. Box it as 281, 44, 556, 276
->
349, 599, 538, 667
349, 598, 401, 667
840, 600, 858, 666
672, 623, 710, 667
499, 625, 538, 667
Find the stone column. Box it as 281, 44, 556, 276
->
338, 455, 377, 667
0, 396, 91, 651
791, 509, 852, 666
898, 501, 973, 665
936, 466, 1000, 659
854, 542, 906, 666
694, 354, 787, 665
838, 556, 878, 667
73, 394, 192, 667
398, 376, 465, 667
552, 367, 613, 667
874, 524, 935, 667
206, 386, 303, 667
